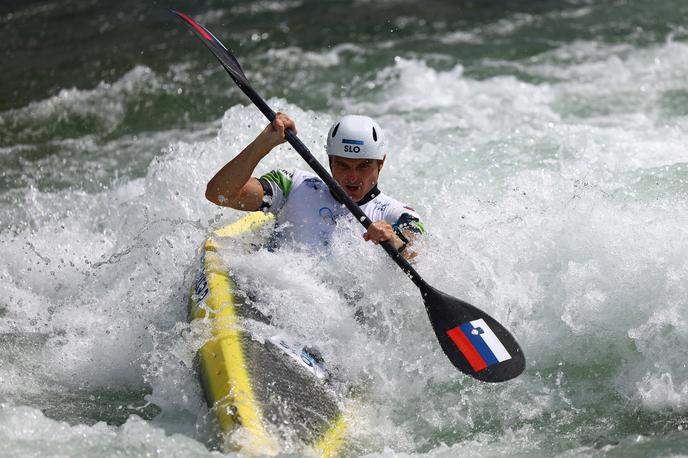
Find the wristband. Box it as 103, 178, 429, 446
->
394, 228, 409, 253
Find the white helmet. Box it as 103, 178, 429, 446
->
326, 115, 385, 160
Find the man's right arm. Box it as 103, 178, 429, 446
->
205, 112, 296, 211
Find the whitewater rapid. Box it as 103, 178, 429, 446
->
2, 3, 688, 456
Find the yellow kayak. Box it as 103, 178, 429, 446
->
189, 211, 347, 456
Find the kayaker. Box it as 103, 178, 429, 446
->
205, 112, 425, 258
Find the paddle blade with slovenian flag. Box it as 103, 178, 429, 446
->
421, 284, 525, 382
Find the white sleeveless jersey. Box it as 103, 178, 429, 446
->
259, 169, 425, 249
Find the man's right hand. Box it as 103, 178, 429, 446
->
206, 112, 298, 210
257, 112, 297, 150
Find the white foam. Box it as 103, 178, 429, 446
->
265, 43, 366, 68
0, 405, 220, 457
636, 373, 688, 411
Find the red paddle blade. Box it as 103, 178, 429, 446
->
171, 10, 250, 88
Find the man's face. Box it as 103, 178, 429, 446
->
330, 155, 385, 202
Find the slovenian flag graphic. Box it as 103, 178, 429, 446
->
446, 319, 511, 372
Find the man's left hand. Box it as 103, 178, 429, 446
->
363, 221, 395, 245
